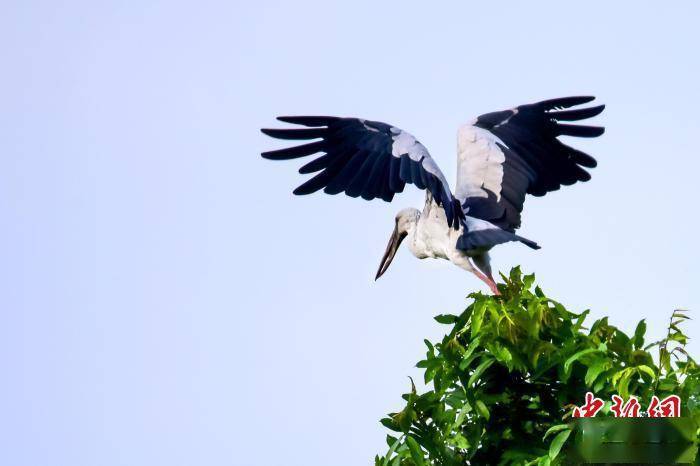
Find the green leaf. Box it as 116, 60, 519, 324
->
381, 435, 403, 466
633, 319, 646, 349
636, 364, 656, 381
543, 424, 570, 440
611, 366, 628, 385
424, 360, 441, 383
593, 377, 607, 393
523, 273, 536, 289
470, 300, 487, 338
618, 369, 633, 399
468, 357, 495, 387
406, 436, 425, 466
450, 433, 469, 450
585, 359, 610, 386
548, 429, 571, 460
451, 403, 472, 430
408, 377, 416, 395
475, 400, 490, 420
573, 309, 591, 332
445, 337, 465, 356
434, 314, 458, 324
489, 343, 513, 368
459, 352, 480, 371
393, 406, 414, 434
380, 417, 401, 432
659, 348, 671, 372
564, 348, 600, 374
461, 336, 482, 363
669, 332, 688, 344
509, 265, 522, 282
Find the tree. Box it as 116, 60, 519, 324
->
376, 268, 699, 466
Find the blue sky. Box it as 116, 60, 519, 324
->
2, 1, 699, 465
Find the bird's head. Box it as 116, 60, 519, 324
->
375, 208, 420, 280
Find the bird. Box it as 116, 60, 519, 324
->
260, 96, 604, 294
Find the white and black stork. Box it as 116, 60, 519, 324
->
261, 96, 605, 294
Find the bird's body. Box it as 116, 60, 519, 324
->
393, 198, 502, 293
410, 201, 451, 260
261, 96, 605, 293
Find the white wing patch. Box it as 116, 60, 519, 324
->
455, 124, 508, 203
463, 215, 500, 232
390, 127, 429, 161
390, 127, 452, 196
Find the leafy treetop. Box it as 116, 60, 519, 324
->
376, 267, 698, 466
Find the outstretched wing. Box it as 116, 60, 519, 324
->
262, 116, 463, 227
455, 96, 605, 233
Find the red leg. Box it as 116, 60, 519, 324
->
470, 262, 500, 295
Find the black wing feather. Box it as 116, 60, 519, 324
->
463, 96, 605, 232
262, 117, 462, 227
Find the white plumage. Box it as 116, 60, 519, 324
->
456, 124, 507, 202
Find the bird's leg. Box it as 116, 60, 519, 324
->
451, 252, 501, 295
472, 253, 501, 296
472, 268, 500, 295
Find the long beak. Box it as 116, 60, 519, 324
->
375, 225, 407, 280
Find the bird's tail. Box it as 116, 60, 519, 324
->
514, 234, 540, 250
